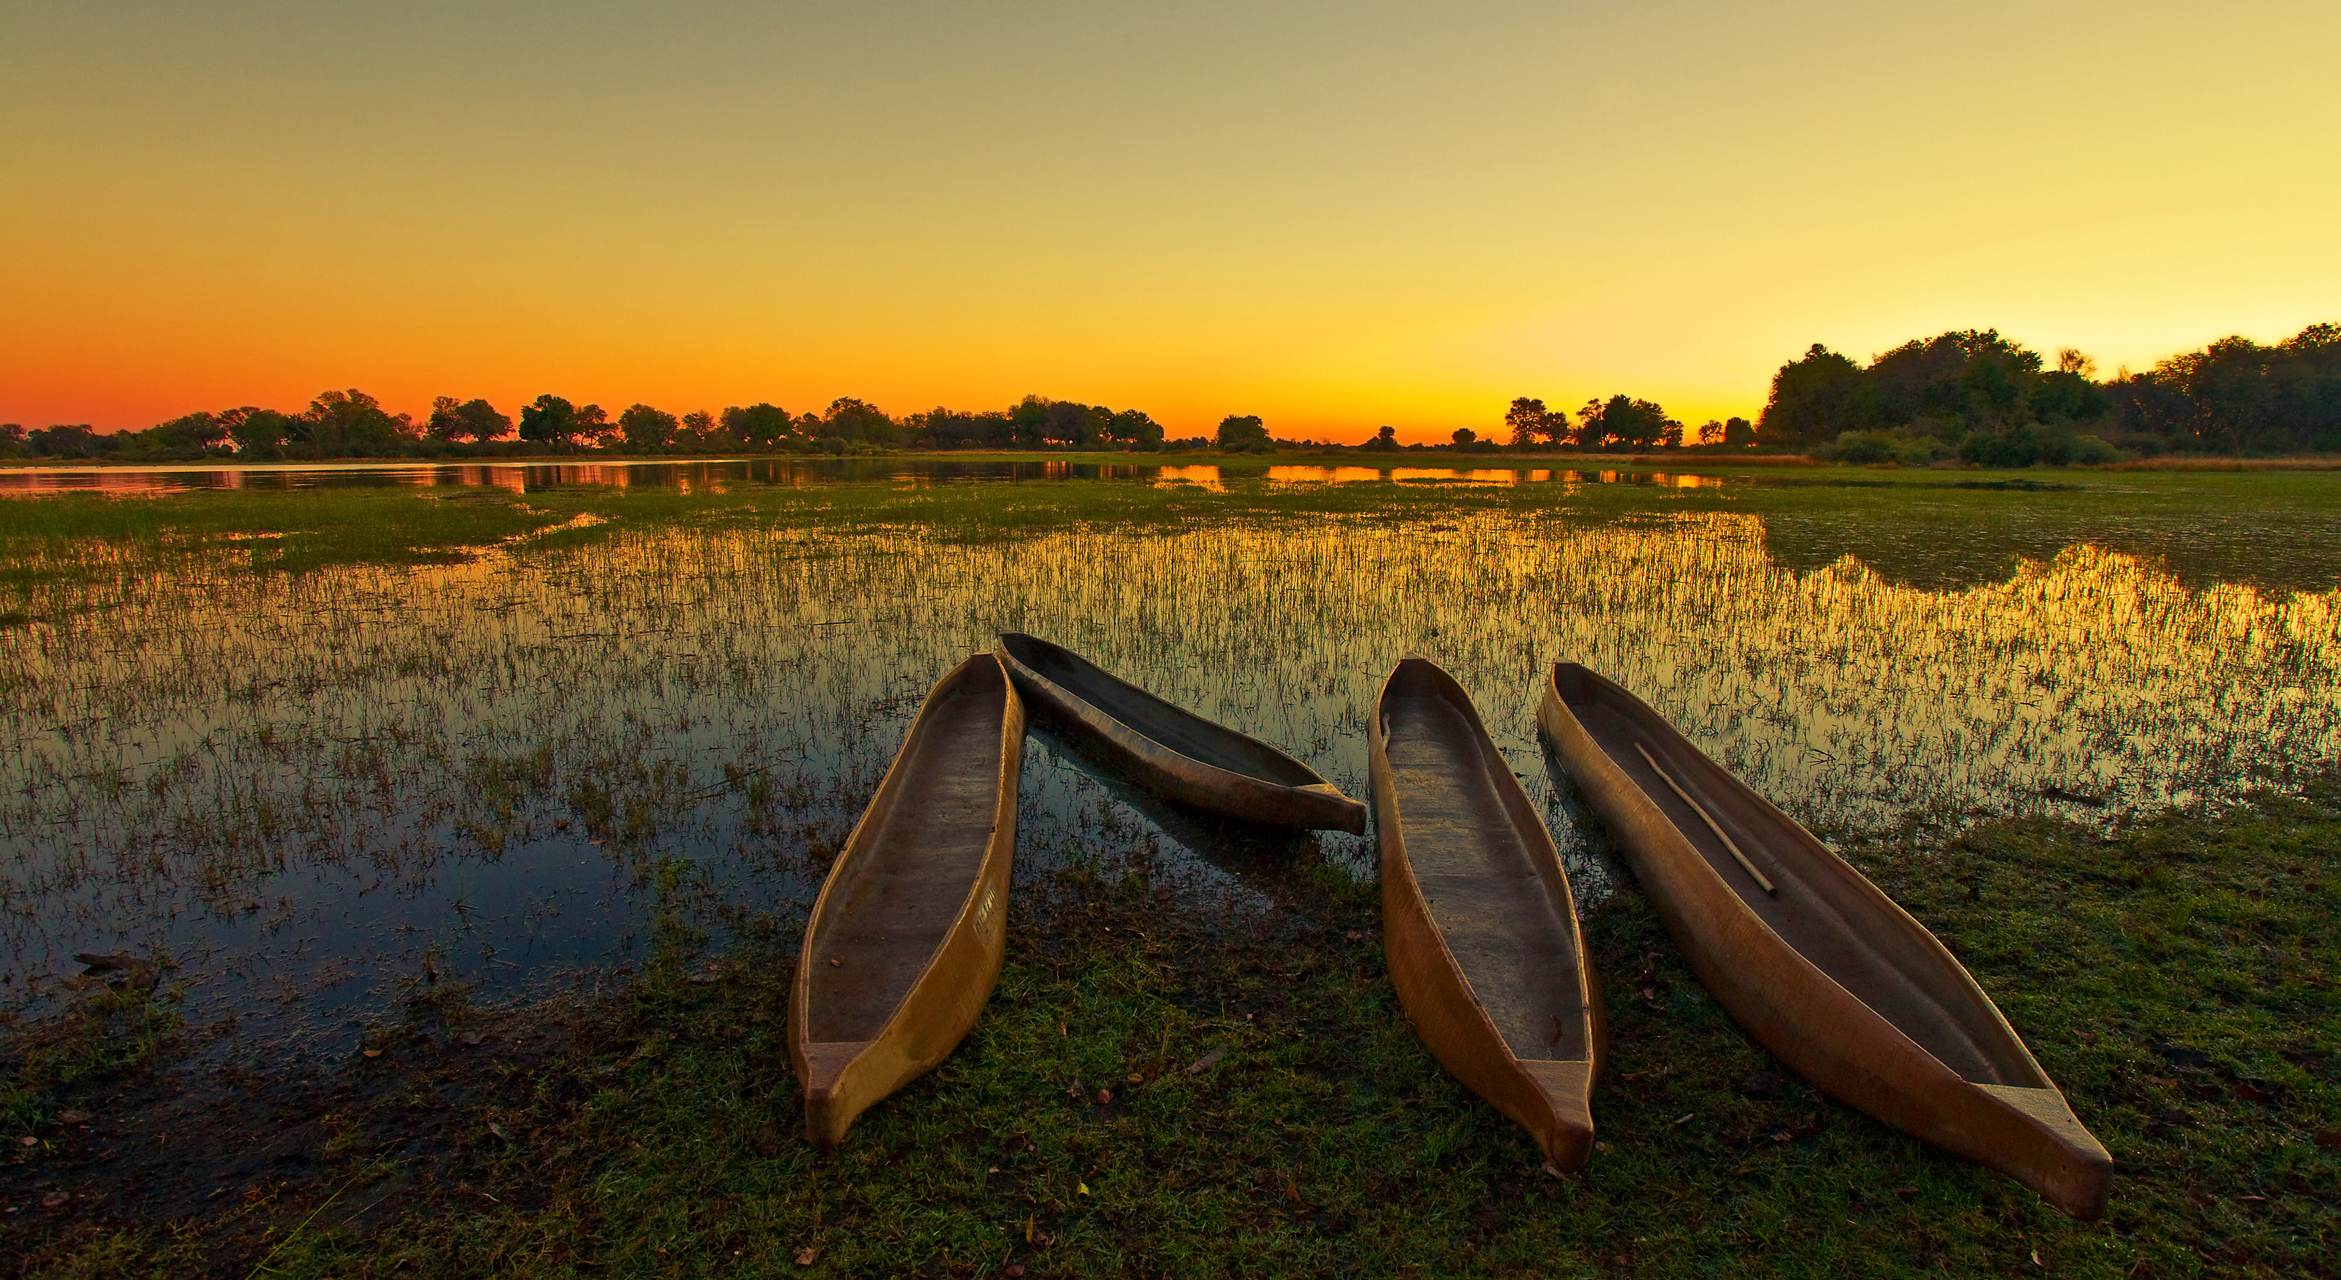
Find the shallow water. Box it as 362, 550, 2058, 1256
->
0, 456, 1723, 496
3, 494, 2337, 1057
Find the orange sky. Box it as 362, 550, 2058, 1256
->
5, 2, 2336, 443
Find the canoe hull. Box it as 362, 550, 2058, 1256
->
1537, 663, 2110, 1218
1373, 657, 1601, 1170
998, 634, 1367, 834
789, 653, 1026, 1148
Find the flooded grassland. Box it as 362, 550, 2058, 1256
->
6, 478, 2336, 1049
2, 468, 2337, 1278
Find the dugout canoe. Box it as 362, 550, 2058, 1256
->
1030, 720, 1324, 884
996, 633, 1367, 834
1537, 661, 2112, 1218
1371, 657, 1604, 1170
790, 652, 1025, 1148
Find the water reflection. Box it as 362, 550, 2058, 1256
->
1152, 465, 1225, 491
2, 508, 2334, 1055
0, 457, 1730, 496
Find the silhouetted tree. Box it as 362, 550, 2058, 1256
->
224, 408, 293, 457
1577, 395, 1679, 451
1505, 397, 1569, 448
296, 390, 413, 457
1760, 344, 1865, 447
519, 395, 582, 449
619, 404, 679, 451
1216, 414, 1270, 452
720, 403, 793, 447
1111, 409, 1165, 451
822, 397, 896, 446
2107, 324, 2341, 454
428, 397, 511, 443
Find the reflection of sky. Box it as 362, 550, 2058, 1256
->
0, 458, 1733, 497
4, 509, 2335, 1059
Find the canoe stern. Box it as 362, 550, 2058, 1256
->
1968, 1084, 2115, 1220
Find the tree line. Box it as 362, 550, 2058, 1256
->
0, 392, 1193, 463
1490, 396, 1755, 453
1755, 322, 2341, 464
8, 321, 2332, 465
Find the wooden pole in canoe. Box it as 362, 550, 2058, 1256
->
1634, 742, 1778, 897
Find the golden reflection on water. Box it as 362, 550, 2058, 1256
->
2, 511, 2335, 1041
1153, 465, 1225, 491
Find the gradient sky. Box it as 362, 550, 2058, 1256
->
5, 1, 2336, 442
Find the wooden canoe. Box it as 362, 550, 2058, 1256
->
1371, 656, 1604, 1170
789, 652, 1025, 1148
1029, 721, 1323, 883
996, 633, 1367, 834
1537, 662, 2111, 1218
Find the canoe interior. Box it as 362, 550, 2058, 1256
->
1550, 663, 2041, 1088
802, 660, 1009, 1045
998, 633, 1324, 789
1383, 662, 1589, 1062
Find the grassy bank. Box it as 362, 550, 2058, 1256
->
8, 770, 2334, 1278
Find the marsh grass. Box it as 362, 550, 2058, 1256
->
1, 471, 2337, 1277
9, 775, 2334, 1278
3, 476, 2337, 1057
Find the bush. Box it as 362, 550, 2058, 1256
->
1830, 431, 1896, 464
2073, 434, 2123, 464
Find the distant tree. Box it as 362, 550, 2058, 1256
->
1452, 427, 1477, 447
519, 394, 582, 449
2110, 324, 2341, 454
2057, 348, 2098, 378
1216, 414, 1271, 452
1110, 409, 1165, 451
0, 425, 23, 458
223, 408, 293, 457
1697, 420, 1725, 446
298, 389, 413, 457
1723, 416, 1756, 447
1505, 398, 1547, 448
823, 397, 896, 445
678, 410, 718, 450
426, 397, 465, 442
619, 404, 679, 451
573, 404, 612, 448
428, 397, 511, 443
1577, 395, 1678, 451
147, 411, 230, 455
720, 403, 793, 447
1361, 424, 1399, 452
1760, 344, 1866, 447
27, 425, 108, 458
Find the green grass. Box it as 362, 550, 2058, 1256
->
18, 776, 2333, 1278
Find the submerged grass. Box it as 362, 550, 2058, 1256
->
11, 776, 2334, 1278
5, 462, 2339, 596
2, 471, 2336, 1277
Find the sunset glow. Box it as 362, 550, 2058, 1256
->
5, 1, 2335, 442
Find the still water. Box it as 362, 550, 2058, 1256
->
0, 456, 1722, 496
3, 490, 2336, 1056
